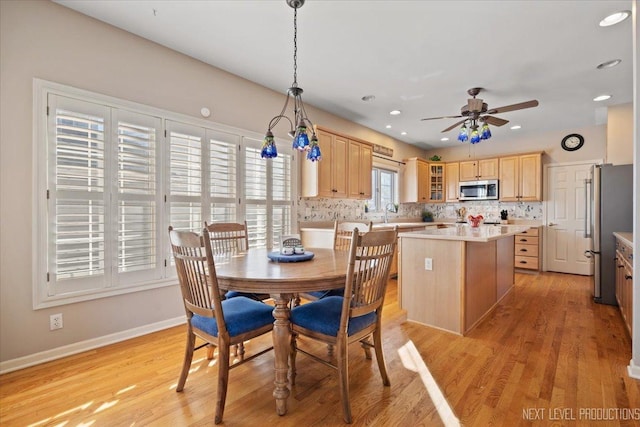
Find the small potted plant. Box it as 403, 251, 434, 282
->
500, 209, 509, 224
422, 209, 434, 222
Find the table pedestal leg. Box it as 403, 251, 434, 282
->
271, 293, 292, 415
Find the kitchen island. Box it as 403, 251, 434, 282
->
399, 224, 531, 335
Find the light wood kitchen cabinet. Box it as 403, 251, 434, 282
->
347, 139, 373, 199
615, 234, 633, 338
499, 153, 542, 201
459, 158, 498, 181
514, 226, 541, 271
445, 162, 460, 202
401, 158, 430, 203
301, 126, 372, 199
428, 163, 445, 202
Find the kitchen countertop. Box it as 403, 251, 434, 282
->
613, 232, 633, 247
398, 224, 532, 242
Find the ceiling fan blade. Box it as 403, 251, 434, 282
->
442, 119, 468, 133
486, 100, 538, 115
483, 115, 509, 127
421, 115, 463, 121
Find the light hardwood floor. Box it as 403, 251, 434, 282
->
1, 272, 639, 426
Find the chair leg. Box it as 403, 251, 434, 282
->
361, 337, 372, 360
327, 344, 334, 359
237, 342, 245, 358
289, 332, 298, 386
215, 344, 231, 424
336, 339, 352, 424
373, 327, 390, 386
177, 332, 196, 392
207, 344, 215, 360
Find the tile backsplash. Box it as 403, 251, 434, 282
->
298, 198, 543, 223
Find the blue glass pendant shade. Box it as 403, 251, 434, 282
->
470, 129, 481, 144
292, 126, 310, 151
307, 138, 322, 161
480, 123, 492, 140
457, 125, 468, 142
261, 132, 278, 158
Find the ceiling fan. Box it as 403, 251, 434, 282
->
421, 88, 539, 141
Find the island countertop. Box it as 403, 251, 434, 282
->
398, 224, 532, 242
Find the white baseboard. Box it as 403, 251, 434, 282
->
0, 316, 186, 374
628, 358, 640, 379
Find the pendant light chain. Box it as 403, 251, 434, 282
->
292, 7, 297, 87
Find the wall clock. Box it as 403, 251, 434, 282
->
561, 133, 584, 151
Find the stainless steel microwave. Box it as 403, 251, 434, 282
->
459, 179, 499, 201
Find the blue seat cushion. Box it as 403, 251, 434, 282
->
304, 288, 345, 299
290, 296, 376, 337
191, 296, 274, 338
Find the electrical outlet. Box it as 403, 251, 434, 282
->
424, 258, 433, 271
50, 313, 63, 330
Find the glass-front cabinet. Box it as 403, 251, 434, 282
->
428, 163, 445, 202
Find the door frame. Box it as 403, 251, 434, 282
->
542, 159, 603, 272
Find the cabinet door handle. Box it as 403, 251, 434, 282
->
519, 238, 528, 242
520, 249, 528, 252
625, 275, 633, 280
519, 261, 527, 264
618, 264, 625, 269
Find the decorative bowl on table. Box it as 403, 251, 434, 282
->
467, 214, 484, 228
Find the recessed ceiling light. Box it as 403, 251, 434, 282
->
400, 131, 407, 136
361, 95, 376, 102
597, 59, 622, 69
510, 125, 522, 130
385, 125, 392, 129
593, 94, 611, 102
441, 137, 449, 142
599, 10, 630, 27
389, 110, 401, 116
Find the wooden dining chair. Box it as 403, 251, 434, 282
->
204, 221, 270, 302
169, 226, 274, 425
297, 220, 373, 303
289, 227, 397, 423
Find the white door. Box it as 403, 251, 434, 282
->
545, 162, 595, 275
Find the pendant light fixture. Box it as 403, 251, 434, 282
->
262, 0, 321, 161
457, 118, 492, 144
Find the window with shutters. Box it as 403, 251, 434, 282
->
34, 80, 296, 308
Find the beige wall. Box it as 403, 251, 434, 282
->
423, 124, 607, 165
0, 0, 423, 366
607, 103, 634, 165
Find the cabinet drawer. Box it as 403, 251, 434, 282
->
515, 244, 538, 256
515, 255, 539, 270
519, 227, 539, 237
516, 236, 539, 245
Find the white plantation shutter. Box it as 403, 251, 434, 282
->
167, 121, 204, 232
114, 110, 162, 283
244, 139, 294, 248
48, 96, 110, 294
271, 154, 293, 247
209, 131, 239, 223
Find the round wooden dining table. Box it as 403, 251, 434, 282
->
213, 247, 349, 416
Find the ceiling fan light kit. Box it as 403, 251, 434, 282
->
422, 87, 538, 144
262, 0, 321, 161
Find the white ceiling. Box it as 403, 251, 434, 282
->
55, 0, 634, 150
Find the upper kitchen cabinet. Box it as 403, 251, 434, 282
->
459, 158, 499, 181
499, 153, 542, 201
401, 158, 445, 203
301, 127, 348, 198
428, 163, 445, 202
445, 162, 460, 202
301, 126, 372, 199
401, 158, 429, 203
348, 139, 373, 199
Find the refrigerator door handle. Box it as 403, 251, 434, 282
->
584, 178, 592, 238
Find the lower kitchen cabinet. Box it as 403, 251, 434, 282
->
614, 233, 634, 338
514, 226, 541, 271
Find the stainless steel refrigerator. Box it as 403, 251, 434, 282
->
585, 164, 633, 305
